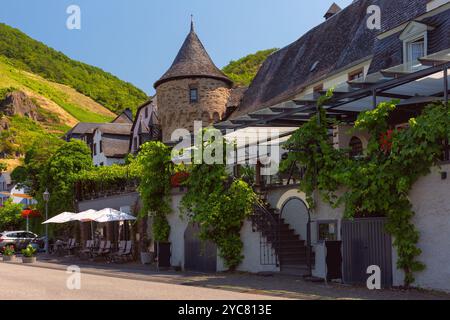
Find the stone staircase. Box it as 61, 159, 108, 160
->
252, 201, 314, 276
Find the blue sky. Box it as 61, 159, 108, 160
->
0, 0, 353, 95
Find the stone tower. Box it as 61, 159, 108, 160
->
154, 21, 233, 142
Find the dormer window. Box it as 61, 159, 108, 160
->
189, 88, 198, 103
400, 21, 432, 63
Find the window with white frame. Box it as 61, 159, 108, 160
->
400, 22, 431, 64
405, 36, 425, 62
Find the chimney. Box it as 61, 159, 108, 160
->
324, 2, 342, 20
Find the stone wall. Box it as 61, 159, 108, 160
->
156, 77, 231, 142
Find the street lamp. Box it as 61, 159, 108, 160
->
43, 189, 50, 255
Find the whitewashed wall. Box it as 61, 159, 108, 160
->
92, 130, 125, 167
217, 220, 280, 273
168, 189, 279, 273
392, 163, 450, 292
267, 186, 344, 278
167, 191, 189, 269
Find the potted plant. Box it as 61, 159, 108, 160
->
140, 237, 154, 265
2, 245, 16, 262
21, 244, 37, 263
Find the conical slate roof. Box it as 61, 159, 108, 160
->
154, 22, 232, 88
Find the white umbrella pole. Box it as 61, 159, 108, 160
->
90, 221, 94, 240
26, 216, 29, 232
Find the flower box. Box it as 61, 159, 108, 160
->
3, 255, 17, 262
22, 256, 37, 264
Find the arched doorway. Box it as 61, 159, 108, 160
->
184, 223, 217, 273
281, 197, 309, 241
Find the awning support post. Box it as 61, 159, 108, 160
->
372, 89, 377, 109
444, 67, 448, 105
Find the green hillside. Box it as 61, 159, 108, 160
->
222, 48, 277, 87
0, 55, 116, 166
0, 56, 114, 123
0, 23, 148, 114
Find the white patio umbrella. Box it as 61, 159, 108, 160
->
70, 209, 99, 240
70, 209, 99, 222
94, 208, 137, 242
42, 212, 76, 224
94, 208, 137, 223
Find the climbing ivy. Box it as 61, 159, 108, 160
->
282, 101, 450, 286
181, 128, 257, 270
136, 141, 174, 242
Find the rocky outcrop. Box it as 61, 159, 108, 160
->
0, 90, 39, 121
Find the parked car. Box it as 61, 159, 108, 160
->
0, 231, 42, 252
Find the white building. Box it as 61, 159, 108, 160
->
92, 123, 132, 166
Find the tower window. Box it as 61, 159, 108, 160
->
190, 88, 198, 103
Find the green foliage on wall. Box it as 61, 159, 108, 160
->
76, 163, 140, 183
222, 49, 278, 87
136, 142, 173, 242
181, 129, 257, 270
282, 100, 450, 286
0, 23, 148, 114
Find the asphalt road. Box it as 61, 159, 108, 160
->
0, 262, 286, 300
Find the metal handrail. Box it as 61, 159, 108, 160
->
251, 201, 280, 266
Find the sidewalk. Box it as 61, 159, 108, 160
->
11, 255, 450, 300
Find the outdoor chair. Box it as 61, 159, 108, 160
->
79, 240, 94, 259
110, 240, 133, 263
62, 238, 74, 251
106, 240, 126, 263
91, 241, 106, 258
92, 241, 111, 260
67, 238, 78, 256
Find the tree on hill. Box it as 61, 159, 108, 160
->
36, 140, 93, 216
222, 49, 277, 87
0, 23, 148, 114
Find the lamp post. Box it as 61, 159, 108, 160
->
43, 189, 50, 254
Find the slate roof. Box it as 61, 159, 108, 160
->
369, 4, 449, 73
66, 122, 99, 136
102, 136, 130, 158
112, 108, 134, 124
96, 123, 132, 136
154, 22, 232, 88
232, 0, 434, 119
226, 87, 247, 109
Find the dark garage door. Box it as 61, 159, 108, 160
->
184, 223, 217, 273
342, 218, 393, 288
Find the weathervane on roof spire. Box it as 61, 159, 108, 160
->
190, 14, 194, 32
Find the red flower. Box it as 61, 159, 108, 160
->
171, 172, 189, 187
380, 129, 394, 153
